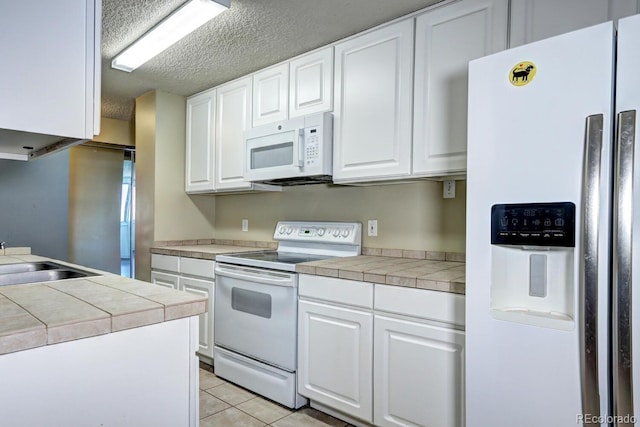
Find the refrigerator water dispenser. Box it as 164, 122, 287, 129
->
489, 202, 576, 330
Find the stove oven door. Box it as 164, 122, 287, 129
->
214, 263, 298, 371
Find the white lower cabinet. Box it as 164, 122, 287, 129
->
151, 254, 215, 361
298, 275, 466, 426
374, 315, 465, 427
298, 299, 373, 422
181, 276, 214, 360
150, 271, 180, 290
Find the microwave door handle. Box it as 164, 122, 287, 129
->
296, 129, 304, 168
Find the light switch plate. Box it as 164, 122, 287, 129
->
367, 219, 378, 237
242, 219, 249, 232
443, 180, 456, 199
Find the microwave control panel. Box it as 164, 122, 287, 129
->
304, 127, 321, 167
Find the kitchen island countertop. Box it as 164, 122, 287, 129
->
0, 254, 206, 356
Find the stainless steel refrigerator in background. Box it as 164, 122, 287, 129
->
466, 14, 640, 426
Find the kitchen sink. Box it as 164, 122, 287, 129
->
0, 261, 66, 275
0, 262, 98, 286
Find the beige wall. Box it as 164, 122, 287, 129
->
135, 91, 215, 280
154, 91, 215, 242
93, 117, 134, 146
214, 180, 466, 252
135, 92, 156, 281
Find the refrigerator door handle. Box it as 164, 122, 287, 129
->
614, 110, 636, 422
581, 114, 604, 419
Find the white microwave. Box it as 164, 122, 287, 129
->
244, 112, 332, 185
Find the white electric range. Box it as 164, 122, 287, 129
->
213, 221, 362, 409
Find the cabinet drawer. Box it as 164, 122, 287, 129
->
299, 274, 373, 309
180, 257, 215, 279
374, 284, 465, 327
151, 254, 180, 273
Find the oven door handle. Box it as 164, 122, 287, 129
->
215, 264, 297, 287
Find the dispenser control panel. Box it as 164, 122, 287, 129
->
491, 202, 575, 247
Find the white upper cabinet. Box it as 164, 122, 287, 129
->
413, 0, 508, 176
252, 64, 289, 127
289, 48, 334, 118
216, 77, 253, 191
333, 20, 414, 183
510, 0, 640, 47
0, 0, 100, 152
185, 89, 216, 193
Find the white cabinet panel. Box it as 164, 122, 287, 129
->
333, 19, 414, 183
298, 299, 373, 423
215, 78, 253, 191
413, 0, 508, 176
252, 64, 289, 127
152, 255, 215, 362
185, 89, 216, 193
510, 0, 640, 47
0, 0, 100, 140
298, 274, 373, 309
289, 48, 334, 118
151, 254, 180, 273
182, 276, 214, 359
181, 257, 215, 280
150, 271, 180, 290
374, 315, 465, 427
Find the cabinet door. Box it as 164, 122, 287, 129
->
333, 19, 414, 183
185, 89, 216, 193
215, 78, 253, 191
252, 63, 289, 127
510, 0, 640, 47
150, 271, 180, 290
298, 299, 373, 423
413, 0, 508, 176
289, 48, 334, 118
181, 276, 214, 360
0, 0, 99, 139
374, 315, 465, 427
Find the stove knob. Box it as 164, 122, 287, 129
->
332, 229, 340, 237
278, 226, 286, 235
341, 229, 350, 238
286, 227, 293, 235
317, 228, 326, 236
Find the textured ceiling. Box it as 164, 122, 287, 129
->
101, 0, 445, 121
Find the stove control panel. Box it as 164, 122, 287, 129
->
274, 221, 361, 245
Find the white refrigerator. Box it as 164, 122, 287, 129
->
467, 14, 640, 427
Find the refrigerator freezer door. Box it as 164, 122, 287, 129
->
615, 13, 640, 424
466, 22, 615, 427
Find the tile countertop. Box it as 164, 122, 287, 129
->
150, 242, 465, 295
150, 244, 271, 260
296, 255, 466, 295
0, 254, 206, 356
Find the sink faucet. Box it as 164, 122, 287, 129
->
0, 242, 5, 250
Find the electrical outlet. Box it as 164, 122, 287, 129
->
242, 219, 249, 232
443, 180, 456, 199
367, 219, 378, 237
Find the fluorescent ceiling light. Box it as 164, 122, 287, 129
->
112, 0, 230, 72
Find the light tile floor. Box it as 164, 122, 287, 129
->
199, 364, 354, 427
